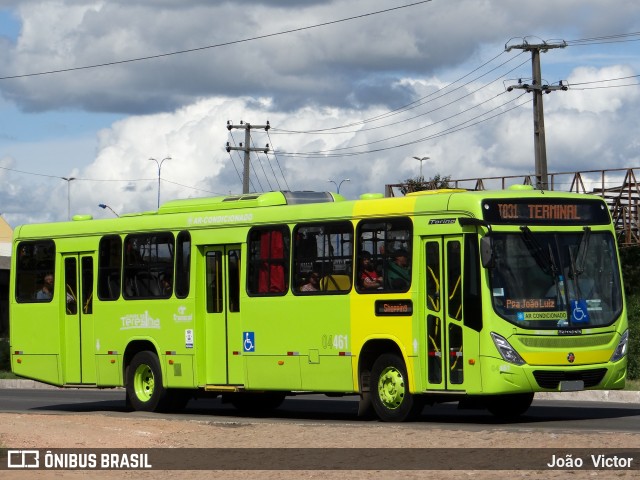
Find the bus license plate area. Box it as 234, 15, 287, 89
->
559, 380, 584, 392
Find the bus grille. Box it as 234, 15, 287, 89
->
532, 369, 607, 389
518, 334, 614, 349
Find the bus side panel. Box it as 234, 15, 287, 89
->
10, 301, 63, 385
297, 296, 353, 392
94, 299, 197, 388
241, 295, 354, 392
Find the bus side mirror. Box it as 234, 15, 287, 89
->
480, 236, 495, 269
459, 217, 494, 268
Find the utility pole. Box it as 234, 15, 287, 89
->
226, 120, 271, 194
506, 40, 567, 190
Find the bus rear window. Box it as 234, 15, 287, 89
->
15, 240, 56, 303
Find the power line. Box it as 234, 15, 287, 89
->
0, 1, 432, 81
285, 91, 513, 156
275, 94, 531, 158
272, 50, 521, 135
566, 31, 640, 46
570, 82, 640, 91
273, 53, 529, 136
0, 164, 220, 196
0, 164, 155, 182
160, 178, 224, 196
266, 130, 290, 191
568, 74, 640, 87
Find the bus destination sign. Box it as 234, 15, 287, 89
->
482, 199, 610, 225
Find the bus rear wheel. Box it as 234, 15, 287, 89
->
371, 353, 422, 422
126, 351, 167, 412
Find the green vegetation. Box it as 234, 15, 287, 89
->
627, 294, 639, 380
399, 173, 452, 194
620, 246, 640, 381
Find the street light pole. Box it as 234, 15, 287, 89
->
412, 156, 430, 178
328, 178, 350, 194
61, 177, 76, 220
149, 157, 171, 208
98, 203, 120, 217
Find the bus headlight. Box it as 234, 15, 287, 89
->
491, 332, 526, 366
610, 329, 629, 362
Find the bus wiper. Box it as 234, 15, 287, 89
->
519, 226, 554, 275
575, 226, 591, 276
567, 227, 591, 299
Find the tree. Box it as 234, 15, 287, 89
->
399, 173, 452, 195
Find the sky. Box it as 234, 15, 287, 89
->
0, 0, 639, 227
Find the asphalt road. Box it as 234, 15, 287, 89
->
1, 386, 640, 432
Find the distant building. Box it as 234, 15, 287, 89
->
0, 216, 11, 336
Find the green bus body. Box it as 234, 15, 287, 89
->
9, 188, 628, 421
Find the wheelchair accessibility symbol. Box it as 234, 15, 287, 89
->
570, 299, 590, 324
243, 332, 255, 352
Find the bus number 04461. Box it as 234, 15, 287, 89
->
322, 334, 348, 350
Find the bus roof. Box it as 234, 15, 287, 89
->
12, 187, 608, 241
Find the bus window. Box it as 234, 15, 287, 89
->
15, 240, 56, 303
425, 241, 440, 311
447, 241, 462, 320
357, 218, 412, 293
228, 249, 240, 311
293, 221, 353, 294
81, 257, 94, 314
123, 232, 174, 299
463, 234, 482, 332
247, 227, 290, 295
175, 231, 191, 298
65, 258, 78, 315
206, 251, 223, 313
98, 235, 122, 301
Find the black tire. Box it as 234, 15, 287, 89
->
126, 351, 167, 412
371, 353, 423, 422
487, 392, 534, 420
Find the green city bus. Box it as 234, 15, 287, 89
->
9, 187, 628, 421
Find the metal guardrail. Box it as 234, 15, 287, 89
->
386, 167, 640, 246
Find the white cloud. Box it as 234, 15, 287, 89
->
0, 1, 639, 227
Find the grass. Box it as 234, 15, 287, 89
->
624, 378, 640, 391
0, 370, 17, 379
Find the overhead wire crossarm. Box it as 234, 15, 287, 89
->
504, 38, 568, 190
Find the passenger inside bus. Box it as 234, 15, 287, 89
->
300, 271, 320, 292
385, 249, 410, 290
36, 272, 54, 300
359, 251, 383, 290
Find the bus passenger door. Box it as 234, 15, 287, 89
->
202, 245, 243, 385
62, 253, 96, 384
423, 239, 445, 390
423, 236, 476, 391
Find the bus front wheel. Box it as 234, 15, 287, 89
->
371, 353, 422, 422
126, 351, 167, 412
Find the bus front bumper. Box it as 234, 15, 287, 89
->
478, 355, 627, 394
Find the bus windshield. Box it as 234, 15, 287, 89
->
489, 230, 622, 329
